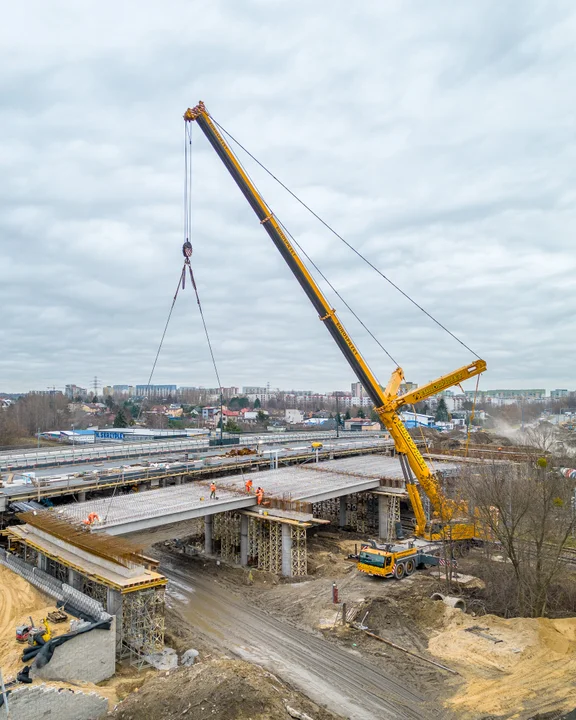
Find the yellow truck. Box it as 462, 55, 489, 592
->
357, 540, 440, 580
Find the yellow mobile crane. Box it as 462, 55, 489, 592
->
184, 102, 486, 543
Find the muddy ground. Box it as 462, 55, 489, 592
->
156, 531, 576, 720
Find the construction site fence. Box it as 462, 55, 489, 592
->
0, 548, 109, 621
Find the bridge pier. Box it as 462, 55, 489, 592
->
204, 515, 213, 555
378, 495, 389, 541
339, 496, 347, 528
77, 491, 86, 502
68, 568, 83, 590
281, 524, 292, 577
240, 514, 248, 566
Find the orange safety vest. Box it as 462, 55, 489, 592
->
210, 484, 216, 492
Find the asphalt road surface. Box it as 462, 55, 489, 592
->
161, 556, 441, 720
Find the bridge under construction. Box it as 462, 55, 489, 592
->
54, 455, 458, 578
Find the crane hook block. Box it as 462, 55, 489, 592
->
183, 240, 193, 259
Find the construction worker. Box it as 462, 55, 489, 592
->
256, 487, 264, 505
83, 512, 99, 526
210, 482, 216, 500
245, 478, 253, 494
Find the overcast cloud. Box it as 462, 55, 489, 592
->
1, 0, 575, 395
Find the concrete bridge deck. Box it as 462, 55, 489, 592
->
57, 456, 458, 536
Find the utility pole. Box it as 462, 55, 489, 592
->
335, 392, 341, 438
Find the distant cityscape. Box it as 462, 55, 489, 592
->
12, 381, 570, 408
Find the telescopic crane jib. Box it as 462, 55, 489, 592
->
184, 102, 487, 541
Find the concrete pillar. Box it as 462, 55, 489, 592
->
339, 496, 347, 528
240, 515, 249, 566
204, 515, 213, 555
68, 568, 83, 590
378, 495, 390, 541
175, 476, 182, 485
36, 553, 47, 572
281, 524, 292, 577
77, 491, 86, 502
106, 588, 123, 652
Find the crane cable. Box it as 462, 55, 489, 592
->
210, 115, 480, 361
136, 120, 223, 425
196, 115, 400, 371
464, 375, 480, 458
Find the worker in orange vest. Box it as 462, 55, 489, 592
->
245, 478, 253, 494
83, 512, 100, 526
256, 487, 264, 505
210, 482, 216, 500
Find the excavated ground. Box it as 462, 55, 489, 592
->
108, 658, 343, 720
157, 532, 576, 720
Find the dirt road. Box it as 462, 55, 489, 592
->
161, 556, 442, 720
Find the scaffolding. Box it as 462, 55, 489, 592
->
213, 511, 241, 563
257, 520, 282, 574
344, 492, 379, 533
291, 525, 307, 576
312, 498, 339, 523
121, 586, 166, 667
81, 576, 109, 609
248, 516, 260, 564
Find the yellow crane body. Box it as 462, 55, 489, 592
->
185, 102, 487, 542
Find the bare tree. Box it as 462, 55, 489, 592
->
467, 459, 575, 617
521, 422, 559, 454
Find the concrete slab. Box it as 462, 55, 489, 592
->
56, 456, 459, 537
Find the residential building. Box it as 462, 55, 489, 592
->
399, 381, 418, 395
351, 382, 364, 398
465, 389, 545, 402
242, 386, 267, 395
65, 384, 88, 399
135, 384, 177, 399
222, 387, 240, 399
112, 385, 134, 396
285, 409, 304, 424
201, 406, 220, 421
551, 389, 569, 399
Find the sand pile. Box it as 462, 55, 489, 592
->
428, 605, 576, 718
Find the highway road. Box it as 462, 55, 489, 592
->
0, 431, 383, 471
161, 556, 441, 720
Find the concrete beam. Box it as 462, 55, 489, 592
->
294, 478, 381, 504
95, 496, 253, 536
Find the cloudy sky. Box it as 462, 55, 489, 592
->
1, 1, 575, 395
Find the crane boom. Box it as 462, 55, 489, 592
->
185, 102, 487, 539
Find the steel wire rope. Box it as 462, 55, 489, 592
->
203, 118, 400, 372
210, 114, 480, 360
135, 274, 184, 425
